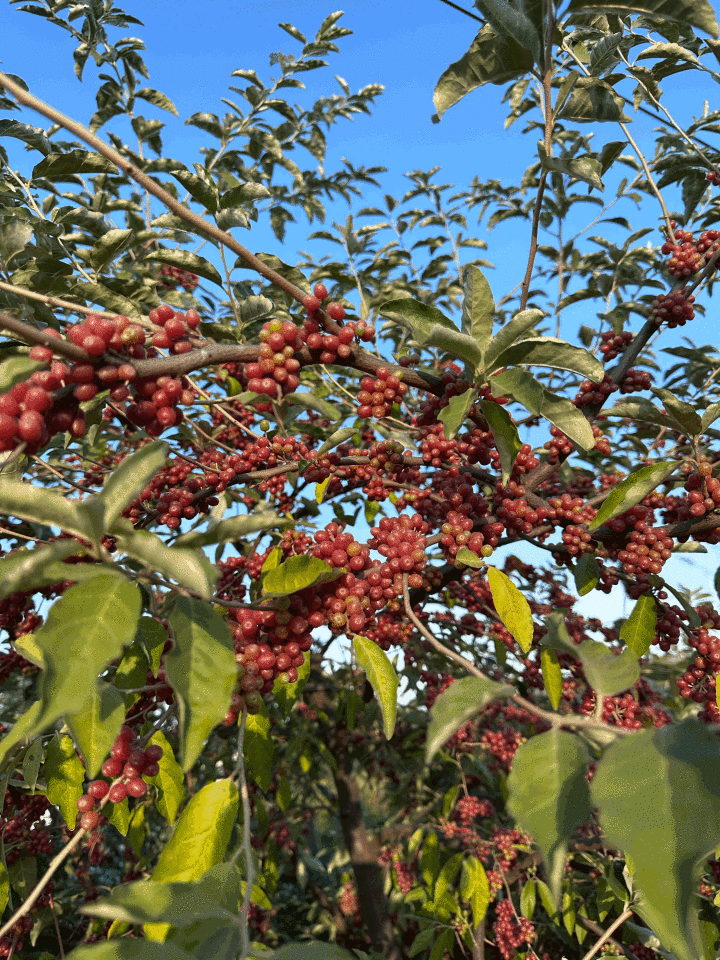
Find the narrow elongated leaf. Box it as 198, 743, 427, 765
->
491, 368, 595, 450
567, 0, 719, 38
541, 647, 562, 710
574, 554, 599, 596
589, 461, 680, 530
478, 399, 522, 484
439, 389, 477, 440
652, 388, 703, 436
460, 856, 490, 928
149, 731, 185, 826
426, 675, 513, 764
353, 635, 398, 739
0, 119, 51, 156
461, 265, 494, 357
621, 595, 657, 658
36, 576, 141, 729
98, 441, 168, 529
135, 88, 179, 115
244, 703, 274, 791
45, 733, 85, 830
484, 308, 544, 370
165, 597, 237, 771
490, 337, 604, 382
592, 720, 720, 960
62, 940, 196, 959
263, 555, 341, 596
487, 567, 534, 653
282, 392, 342, 421
145, 250, 222, 287
316, 426, 357, 458
508, 730, 592, 901
433, 25, 534, 120
174, 510, 290, 548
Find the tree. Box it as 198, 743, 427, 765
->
2, 0, 720, 957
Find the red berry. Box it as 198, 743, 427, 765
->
126, 778, 147, 798
313, 283, 328, 300
88, 780, 109, 800
327, 302, 345, 322
107, 783, 128, 804
303, 295, 321, 312
77, 794, 96, 813
102, 757, 123, 778
80, 811, 100, 830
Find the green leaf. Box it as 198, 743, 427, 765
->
538, 142, 605, 190
438, 389, 477, 441
0, 701, 42, 769
44, 733, 85, 830
112, 521, 218, 600
66, 682, 126, 779
0, 477, 98, 543
0, 217, 34, 266
353, 635, 399, 739
487, 567, 533, 653
36, 576, 141, 729
433, 25, 534, 120
0, 540, 87, 604
589, 461, 680, 530
281, 392, 342, 422
32, 149, 116, 179
652, 388, 703, 437
273, 650, 311, 719
425, 675, 513, 764
145, 250, 222, 287
508, 729, 592, 902
244, 702, 274, 792
567, 0, 719, 38
490, 368, 595, 451
146, 778, 238, 940
484, 308, 544, 370
557, 77, 631, 123
316, 426, 357, 458
89, 228, 133, 272
148, 731, 185, 825
0, 119, 51, 156
544, 611, 639, 696
592, 720, 720, 960
425, 325, 484, 371
81, 877, 236, 926
165, 597, 237, 772
474, 0, 541, 63
135, 88, 179, 116
461, 265, 495, 360
456, 547, 486, 568
273, 944, 362, 960
66, 940, 197, 958
263, 555, 342, 596
620, 595, 657, 658
174, 510, 290, 549
460, 856, 490, 927
541, 647, 562, 710
98, 441, 168, 530
490, 337, 604, 382
379, 297, 457, 338
574, 554, 599, 596
521, 879, 537, 919
478, 399, 522, 485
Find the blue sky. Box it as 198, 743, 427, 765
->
3, 0, 720, 636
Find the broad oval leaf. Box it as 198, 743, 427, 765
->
165, 597, 237, 771
98, 441, 168, 529
487, 567, 534, 653
0, 540, 86, 604
112, 521, 218, 600
589, 461, 680, 530
36, 576, 142, 729
438, 389, 477, 440
353, 635, 399, 739
460, 856, 490, 927
64, 941, 196, 959
591, 720, 720, 960
146, 778, 238, 940
174, 510, 290, 549
567, 0, 719, 39
66, 681, 126, 779
81, 878, 236, 926
379, 297, 457, 340
425, 675, 513, 764
489, 337, 604, 382
263, 554, 342, 596
574, 554, 599, 597
478, 398, 522, 484
544, 610, 639, 696
45, 733, 85, 830
32, 149, 116, 179
244, 702, 274, 792
461, 264, 494, 355
541, 647, 562, 710
508, 729, 592, 902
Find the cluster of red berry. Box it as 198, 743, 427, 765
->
75, 725, 164, 830
599, 329, 632, 360
357, 367, 409, 420
649, 288, 696, 327
147, 303, 201, 352
244, 318, 303, 398
492, 898, 535, 960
